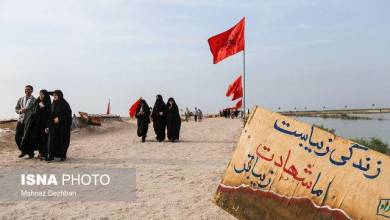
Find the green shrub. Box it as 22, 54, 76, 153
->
351, 137, 390, 155
313, 124, 389, 155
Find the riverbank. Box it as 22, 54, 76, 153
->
280, 108, 390, 119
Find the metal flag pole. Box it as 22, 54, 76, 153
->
243, 49, 246, 123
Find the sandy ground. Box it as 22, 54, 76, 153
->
0, 118, 241, 220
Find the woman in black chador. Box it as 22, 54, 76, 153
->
20, 90, 52, 159
32, 90, 52, 159
135, 99, 151, 143
46, 90, 72, 162
166, 97, 181, 142
151, 95, 166, 142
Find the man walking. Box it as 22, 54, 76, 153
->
15, 85, 36, 158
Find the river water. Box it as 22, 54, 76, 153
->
295, 113, 390, 144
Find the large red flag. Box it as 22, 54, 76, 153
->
129, 97, 142, 118
208, 17, 245, 64
226, 75, 242, 97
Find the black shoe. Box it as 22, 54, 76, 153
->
60, 157, 66, 161
28, 154, 34, 159
46, 157, 54, 162
18, 153, 26, 158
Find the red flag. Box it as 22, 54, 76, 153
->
106, 99, 111, 115
208, 17, 245, 64
232, 82, 243, 101
235, 99, 242, 108
129, 97, 142, 118
226, 75, 242, 97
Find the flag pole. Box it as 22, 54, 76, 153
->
242, 17, 246, 122
243, 49, 246, 123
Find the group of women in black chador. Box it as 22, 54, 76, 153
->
18, 89, 72, 162
135, 95, 181, 143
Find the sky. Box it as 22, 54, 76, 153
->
0, 0, 389, 118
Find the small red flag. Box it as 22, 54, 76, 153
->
226, 75, 242, 97
232, 82, 243, 101
226, 75, 241, 97
129, 97, 142, 118
235, 99, 242, 108
208, 17, 245, 64
106, 99, 111, 115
